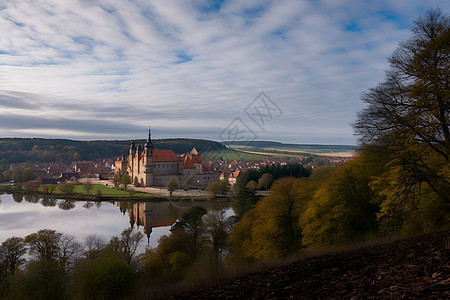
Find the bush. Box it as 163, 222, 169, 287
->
74, 255, 135, 299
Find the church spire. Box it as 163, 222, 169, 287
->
145, 126, 153, 149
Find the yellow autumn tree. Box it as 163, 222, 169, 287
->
228, 177, 310, 261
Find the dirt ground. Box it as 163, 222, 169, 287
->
168, 231, 449, 299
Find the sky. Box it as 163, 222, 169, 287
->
0, 0, 448, 145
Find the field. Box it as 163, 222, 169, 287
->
223, 141, 355, 158
202, 149, 269, 160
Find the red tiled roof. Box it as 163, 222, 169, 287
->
183, 156, 195, 169
153, 149, 181, 162
182, 154, 202, 169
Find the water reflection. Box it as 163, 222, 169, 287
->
58, 200, 76, 210
116, 201, 234, 244
0, 193, 234, 252
42, 197, 58, 207
12, 193, 23, 203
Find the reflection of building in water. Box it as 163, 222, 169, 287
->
118, 202, 179, 243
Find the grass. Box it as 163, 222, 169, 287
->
225, 143, 355, 157
70, 184, 130, 196
203, 149, 268, 160
0, 183, 214, 202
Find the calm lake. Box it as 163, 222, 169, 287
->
0, 193, 234, 254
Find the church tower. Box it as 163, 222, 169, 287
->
143, 126, 154, 186
129, 141, 137, 180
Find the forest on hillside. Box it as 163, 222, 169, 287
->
0, 138, 226, 165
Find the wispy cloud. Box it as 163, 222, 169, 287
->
0, 0, 448, 144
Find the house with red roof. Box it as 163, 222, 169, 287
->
220, 170, 242, 186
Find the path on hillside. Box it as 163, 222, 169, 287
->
168, 231, 449, 299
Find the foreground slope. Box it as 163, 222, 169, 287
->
169, 231, 449, 299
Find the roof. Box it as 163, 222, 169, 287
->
153, 149, 181, 162
182, 153, 202, 169
222, 171, 241, 178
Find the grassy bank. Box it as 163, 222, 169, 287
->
0, 183, 215, 202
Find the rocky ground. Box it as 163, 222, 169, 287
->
168, 231, 449, 299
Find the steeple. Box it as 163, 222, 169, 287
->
145, 126, 153, 149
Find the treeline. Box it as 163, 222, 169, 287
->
0, 138, 226, 165
0, 228, 142, 299
235, 162, 310, 191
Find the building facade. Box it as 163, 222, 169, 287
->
115, 128, 219, 188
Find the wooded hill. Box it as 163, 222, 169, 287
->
0, 138, 226, 165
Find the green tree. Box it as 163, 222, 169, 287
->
12, 167, 24, 182
7, 259, 68, 300
121, 173, 131, 190
74, 254, 134, 300
0, 237, 27, 277
25, 229, 63, 262
220, 178, 230, 194
166, 179, 178, 197
58, 183, 75, 195
233, 187, 260, 218
206, 180, 222, 198
257, 173, 274, 190
83, 180, 93, 194
245, 180, 257, 190
113, 173, 121, 187
42, 184, 55, 195
24, 229, 79, 271
22, 168, 35, 182
171, 206, 207, 257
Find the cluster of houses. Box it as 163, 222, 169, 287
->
6, 159, 115, 185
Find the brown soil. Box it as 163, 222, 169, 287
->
168, 231, 449, 299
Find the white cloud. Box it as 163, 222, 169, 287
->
0, 0, 448, 144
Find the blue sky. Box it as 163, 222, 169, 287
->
0, 0, 448, 145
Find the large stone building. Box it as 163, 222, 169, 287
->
114, 128, 219, 188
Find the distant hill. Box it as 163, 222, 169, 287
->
0, 138, 356, 166
0, 138, 226, 165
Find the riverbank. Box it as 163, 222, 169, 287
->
0, 183, 228, 202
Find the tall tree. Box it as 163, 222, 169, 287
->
171, 206, 207, 257
83, 180, 93, 194
353, 9, 449, 231
204, 210, 232, 269
25, 229, 62, 262
166, 179, 178, 197
121, 173, 131, 190
0, 237, 27, 277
